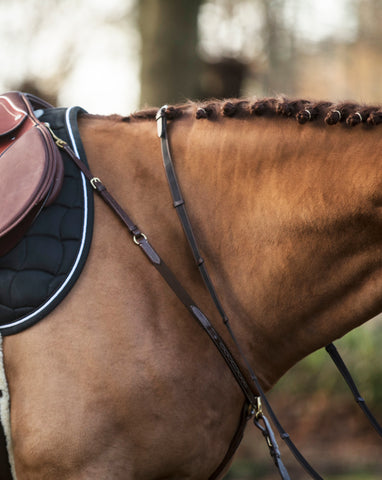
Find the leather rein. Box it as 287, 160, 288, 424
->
47, 108, 382, 480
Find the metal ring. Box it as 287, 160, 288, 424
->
133, 233, 147, 245
354, 111, 363, 122
304, 109, 312, 121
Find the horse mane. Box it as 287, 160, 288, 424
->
123, 97, 382, 127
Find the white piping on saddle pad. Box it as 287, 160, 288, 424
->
0, 335, 17, 479
0, 106, 89, 332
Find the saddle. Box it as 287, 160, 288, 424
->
0, 92, 64, 256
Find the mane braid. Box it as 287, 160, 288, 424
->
126, 97, 382, 128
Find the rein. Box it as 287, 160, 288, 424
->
47, 109, 382, 479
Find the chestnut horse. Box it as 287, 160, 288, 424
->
3, 97, 382, 479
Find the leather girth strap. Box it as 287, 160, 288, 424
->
209, 401, 252, 480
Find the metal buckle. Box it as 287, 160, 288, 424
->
44, 122, 67, 148
90, 177, 101, 189
255, 396, 263, 420
156, 105, 168, 138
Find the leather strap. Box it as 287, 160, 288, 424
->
254, 413, 291, 480
209, 401, 253, 480
326, 342, 382, 437
157, 108, 230, 324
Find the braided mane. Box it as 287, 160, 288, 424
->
127, 97, 382, 127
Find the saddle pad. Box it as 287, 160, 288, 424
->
0, 106, 94, 335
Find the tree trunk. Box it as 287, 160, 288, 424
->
260, 0, 297, 95
139, 0, 203, 107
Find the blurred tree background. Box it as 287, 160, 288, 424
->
3, 0, 382, 111
1, 0, 382, 478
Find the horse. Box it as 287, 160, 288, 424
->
2, 96, 382, 479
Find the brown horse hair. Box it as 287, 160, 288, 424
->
250, 98, 278, 116
275, 98, 310, 117
346, 105, 381, 126
127, 104, 187, 122
124, 97, 382, 128
196, 102, 220, 119
222, 100, 250, 117
295, 101, 333, 124
368, 109, 382, 126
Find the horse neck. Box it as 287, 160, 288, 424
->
80, 113, 382, 389
168, 115, 382, 387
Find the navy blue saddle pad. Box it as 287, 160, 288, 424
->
0, 106, 94, 335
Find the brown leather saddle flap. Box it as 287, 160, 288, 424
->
0, 92, 64, 255
0, 96, 27, 138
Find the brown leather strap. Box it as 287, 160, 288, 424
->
209, 401, 252, 480
326, 343, 382, 437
